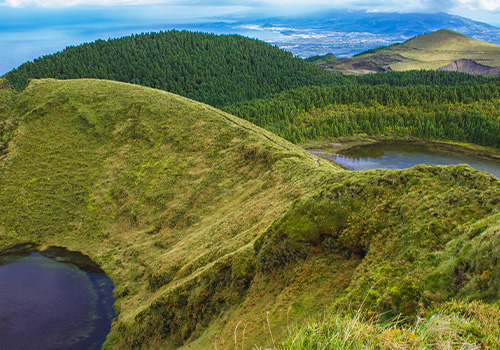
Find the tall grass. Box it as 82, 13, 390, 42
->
278, 312, 479, 350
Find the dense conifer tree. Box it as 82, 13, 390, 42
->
6, 30, 346, 107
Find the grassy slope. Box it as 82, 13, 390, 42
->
0, 79, 19, 153
392, 29, 500, 70
1, 79, 499, 349
0, 78, 340, 348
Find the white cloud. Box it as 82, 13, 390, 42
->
242, 0, 500, 14
0, 0, 431, 9
3, 0, 499, 16
3, 0, 169, 7
459, 0, 500, 11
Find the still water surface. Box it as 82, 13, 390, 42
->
328, 143, 500, 179
0, 249, 116, 350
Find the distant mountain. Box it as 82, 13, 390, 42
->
307, 29, 500, 76
231, 10, 500, 58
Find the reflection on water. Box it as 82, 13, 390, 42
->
0, 247, 116, 350
328, 143, 500, 178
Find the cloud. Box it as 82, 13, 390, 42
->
459, 0, 500, 11
0, 0, 441, 9
3, 0, 168, 7
254, 0, 500, 13
2, 0, 499, 16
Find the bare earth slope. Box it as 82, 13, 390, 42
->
437, 58, 500, 76
1, 79, 500, 349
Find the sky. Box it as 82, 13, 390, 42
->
1, 0, 499, 75
1, 0, 499, 22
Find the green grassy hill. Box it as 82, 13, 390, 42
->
0, 79, 18, 154
1, 78, 500, 349
310, 29, 500, 75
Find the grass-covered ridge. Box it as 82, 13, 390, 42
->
0, 79, 19, 154
1, 79, 500, 349
0, 78, 339, 348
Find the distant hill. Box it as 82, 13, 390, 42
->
2, 78, 500, 349
4, 30, 344, 107
233, 10, 500, 58
308, 29, 500, 75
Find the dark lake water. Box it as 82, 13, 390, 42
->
0, 247, 116, 350
322, 143, 500, 179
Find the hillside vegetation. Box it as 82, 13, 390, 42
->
0, 79, 19, 144
226, 81, 500, 146
309, 29, 500, 75
1, 78, 500, 349
5, 28, 500, 151
4, 30, 345, 107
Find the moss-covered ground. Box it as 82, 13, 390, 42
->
1, 78, 499, 349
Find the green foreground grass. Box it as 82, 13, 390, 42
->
278, 300, 500, 350
1, 78, 499, 349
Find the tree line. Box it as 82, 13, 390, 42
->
5, 29, 500, 149
355, 70, 496, 87
224, 82, 500, 147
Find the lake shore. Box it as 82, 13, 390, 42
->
302, 135, 500, 161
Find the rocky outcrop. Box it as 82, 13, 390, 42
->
437, 59, 500, 76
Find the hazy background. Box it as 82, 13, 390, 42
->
1, 0, 499, 75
